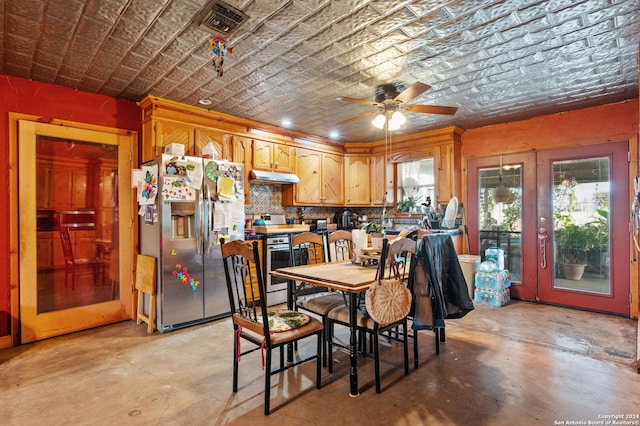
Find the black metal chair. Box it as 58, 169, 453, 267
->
289, 231, 345, 367
326, 229, 354, 262
221, 240, 323, 415
326, 238, 410, 393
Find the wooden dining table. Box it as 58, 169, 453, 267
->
270, 260, 379, 397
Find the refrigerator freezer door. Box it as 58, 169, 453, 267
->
159, 197, 205, 330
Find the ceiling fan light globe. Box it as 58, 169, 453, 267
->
372, 114, 386, 129
391, 111, 406, 127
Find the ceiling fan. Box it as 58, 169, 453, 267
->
336, 82, 457, 128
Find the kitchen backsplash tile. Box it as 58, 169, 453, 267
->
246, 184, 385, 223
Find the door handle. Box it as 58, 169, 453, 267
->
538, 229, 549, 269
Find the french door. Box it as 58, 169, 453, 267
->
18, 120, 134, 342
467, 142, 630, 315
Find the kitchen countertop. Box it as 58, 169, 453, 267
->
252, 224, 311, 235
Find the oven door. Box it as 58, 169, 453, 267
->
266, 243, 294, 293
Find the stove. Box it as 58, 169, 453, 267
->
257, 215, 310, 306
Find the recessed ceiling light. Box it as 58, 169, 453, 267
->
329, 130, 339, 139
198, 99, 212, 106
281, 119, 292, 128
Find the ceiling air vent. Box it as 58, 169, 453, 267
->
197, 0, 249, 36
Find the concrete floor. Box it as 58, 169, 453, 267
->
1, 300, 639, 425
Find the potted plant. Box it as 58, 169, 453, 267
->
396, 195, 418, 213
555, 224, 590, 280
359, 221, 385, 249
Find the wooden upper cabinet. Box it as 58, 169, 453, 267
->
194, 128, 231, 160
291, 148, 322, 204
252, 140, 294, 173
322, 152, 344, 205
39, 159, 90, 210
371, 154, 395, 206
283, 148, 344, 206
147, 120, 195, 161
232, 136, 252, 204
344, 155, 370, 205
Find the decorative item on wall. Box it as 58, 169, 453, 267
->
210, 36, 232, 77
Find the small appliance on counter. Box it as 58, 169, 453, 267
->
337, 209, 357, 229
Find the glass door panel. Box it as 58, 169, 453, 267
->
19, 120, 133, 343
478, 161, 522, 282
537, 143, 629, 315
36, 137, 119, 313
551, 157, 609, 293
467, 153, 537, 301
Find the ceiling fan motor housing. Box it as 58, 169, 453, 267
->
375, 83, 404, 103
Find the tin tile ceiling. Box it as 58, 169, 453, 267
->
1, 0, 639, 142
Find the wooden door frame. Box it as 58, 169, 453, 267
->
7, 113, 138, 347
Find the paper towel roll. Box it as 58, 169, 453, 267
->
352, 229, 368, 263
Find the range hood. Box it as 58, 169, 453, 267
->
249, 170, 300, 184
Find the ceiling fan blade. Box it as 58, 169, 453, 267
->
404, 104, 458, 115
394, 82, 431, 103
336, 96, 378, 106
338, 111, 376, 125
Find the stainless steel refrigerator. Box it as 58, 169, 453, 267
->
139, 154, 245, 332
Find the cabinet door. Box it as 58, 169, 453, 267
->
36, 234, 54, 269
272, 144, 294, 173
345, 155, 370, 205
155, 120, 194, 158
295, 148, 322, 204
322, 152, 344, 205
195, 128, 231, 160
51, 167, 72, 210
70, 168, 88, 209
245, 239, 263, 302
36, 160, 54, 209
252, 139, 273, 171
232, 136, 252, 204
371, 154, 395, 206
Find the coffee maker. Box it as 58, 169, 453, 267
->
337, 209, 355, 229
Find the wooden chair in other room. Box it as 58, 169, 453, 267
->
59, 227, 104, 290
327, 238, 410, 393
221, 240, 322, 415
135, 254, 157, 333
289, 231, 346, 367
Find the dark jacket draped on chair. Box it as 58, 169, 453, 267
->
410, 233, 474, 330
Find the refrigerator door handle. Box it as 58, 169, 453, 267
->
196, 186, 204, 254
203, 183, 213, 254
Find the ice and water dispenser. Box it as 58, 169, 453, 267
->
171, 201, 196, 239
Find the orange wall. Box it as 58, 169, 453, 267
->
461, 100, 638, 159
0, 75, 141, 337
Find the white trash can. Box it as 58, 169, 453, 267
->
457, 255, 481, 298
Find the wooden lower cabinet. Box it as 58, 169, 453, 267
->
245, 239, 263, 302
